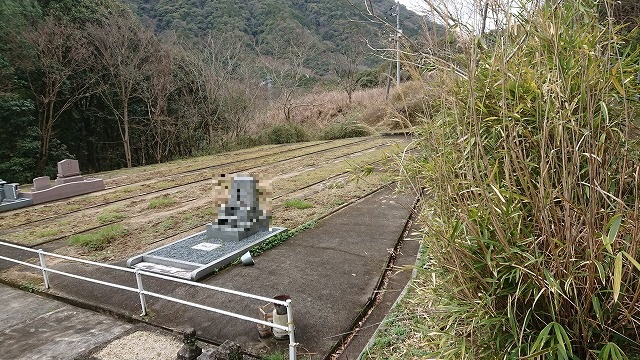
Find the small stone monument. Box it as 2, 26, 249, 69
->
16, 159, 105, 205
55, 159, 84, 185
176, 328, 202, 360
206, 175, 269, 241
32, 176, 52, 191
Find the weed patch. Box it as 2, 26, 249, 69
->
148, 196, 175, 209
68, 224, 127, 251
35, 228, 61, 238
283, 199, 313, 209
97, 207, 126, 224
261, 123, 310, 144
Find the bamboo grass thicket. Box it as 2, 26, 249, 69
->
414, 0, 640, 357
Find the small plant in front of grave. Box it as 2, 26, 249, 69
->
333, 199, 346, 206
62, 203, 82, 212
148, 196, 175, 209
250, 221, 316, 256
201, 207, 216, 217
283, 199, 313, 209
119, 184, 144, 194
68, 224, 128, 251
97, 207, 126, 224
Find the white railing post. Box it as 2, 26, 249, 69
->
286, 299, 297, 360
135, 270, 147, 316
37, 249, 50, 289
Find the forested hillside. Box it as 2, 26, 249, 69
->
0, 0, 427, 185
125, 0, 422, 71
124, 0, 425, 75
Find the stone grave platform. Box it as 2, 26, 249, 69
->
129, 173, 283, 280
127, 227, 285, 280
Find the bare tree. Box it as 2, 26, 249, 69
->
20, 18, 94, 175
261, 23, 319, 123
334, 42, 365, 104
186, 34, 247, 148
139, 33, 178, 163
88, 15, 154, 168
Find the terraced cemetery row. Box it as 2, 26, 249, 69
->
0, 137, 375, 230
1, 137, 411, 257
4, 143, 399, 247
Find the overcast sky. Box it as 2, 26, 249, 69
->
396, 0, 514, 32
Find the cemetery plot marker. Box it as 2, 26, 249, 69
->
127, 174, 285, 280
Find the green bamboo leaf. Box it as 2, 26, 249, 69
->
530, 322, 554, 353
622, 251, 640, 272
554, 322, 571, 360
600, 343, 611, 360
600, 101, 609, 124
603, 234, 613, 255
603, 215, 622, 254
613, 252, 623, 302
608, 214, 622, 244
592, 295, 602, 323
595, 260, 606, 283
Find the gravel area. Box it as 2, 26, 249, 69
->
93, 331, 182, 360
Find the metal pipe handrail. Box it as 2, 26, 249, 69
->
1, 241, 289, 306
0, 240, 297, 359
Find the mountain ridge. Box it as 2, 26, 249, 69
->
122, 0, 426, 75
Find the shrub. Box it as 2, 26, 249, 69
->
321, 116, 371, 140
261, 123, 310, 144
416, 0, 640, 358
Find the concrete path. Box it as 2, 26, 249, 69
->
0, 284, 132, 360
1, 185, 418, 359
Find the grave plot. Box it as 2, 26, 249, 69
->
0, 159, 104, 213
127, 174, 285, 280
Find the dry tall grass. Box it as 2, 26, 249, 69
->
248, 84, 431, 137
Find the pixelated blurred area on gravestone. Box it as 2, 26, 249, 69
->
206, 173, 273, 241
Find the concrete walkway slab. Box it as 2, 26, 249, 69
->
0, 284, 132, 360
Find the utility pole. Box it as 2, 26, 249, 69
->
396, 0, 401, 87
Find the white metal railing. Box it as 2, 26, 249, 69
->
0, 241, 297, 359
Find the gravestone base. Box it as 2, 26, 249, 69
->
127, 226, 286, 280
206, 218, 269, 242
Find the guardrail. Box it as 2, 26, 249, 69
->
0, 241, 297, 359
